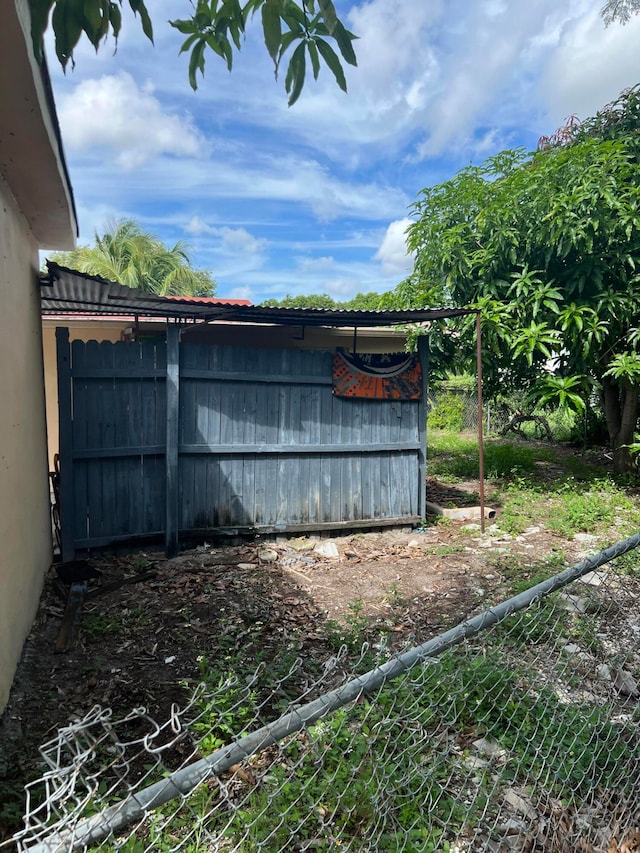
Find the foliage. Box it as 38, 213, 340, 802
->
28, 0, 357, 106
428, 432, 546, 480
261, 292, 339, 309
50, 218, 216, 297
261, 291, 384, 310
395, 86, 640, 471
601, 0, 640, 26
427, 392, 465, 432
184, 643, 637, 850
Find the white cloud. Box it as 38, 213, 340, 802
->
375, 219, 414, 275
58, 72, 206, 169
297, 256, 336, 273
324, 277, 362, 297
184, 218, 268, 254
84, 153, 410, 222
228, 286, 254, 301
541, 8, 640, 123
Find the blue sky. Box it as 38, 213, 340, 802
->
47, 0, 640, 303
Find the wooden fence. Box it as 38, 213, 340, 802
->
56, 327, 427, 559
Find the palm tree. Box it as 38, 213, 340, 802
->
51, 219, 216, 297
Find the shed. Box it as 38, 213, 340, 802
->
42, 264, 474, 559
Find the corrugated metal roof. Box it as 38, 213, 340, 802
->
41, 262, 475, 327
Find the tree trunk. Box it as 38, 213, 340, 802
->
601, 377, 638, 473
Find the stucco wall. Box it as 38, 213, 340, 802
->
0, 176, 53, 710
42, 321, 124, 469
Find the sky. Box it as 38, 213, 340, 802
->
46, 0, 640, 304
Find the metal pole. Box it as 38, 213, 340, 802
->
476, 313, 485, 534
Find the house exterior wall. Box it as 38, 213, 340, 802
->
0, 178, 53, 710
0, 0, 76, 713
43, 322, 124, 469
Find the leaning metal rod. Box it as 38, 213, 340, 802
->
476, 312, 486, 534
23, 530, 640, 853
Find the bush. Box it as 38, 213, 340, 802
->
428, 393, 465, 431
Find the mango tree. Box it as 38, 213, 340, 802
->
28, 0, 357, 105
395, 87, 640, 471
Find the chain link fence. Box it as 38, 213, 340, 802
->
427, 389, 581, 440
427, 390, 509, 435
9, 536, 640, 853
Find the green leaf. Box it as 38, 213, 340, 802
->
331, 19, 357, 66
188, 39, 207, 90
107, 1, 121, 41
315, 37, 346, 92
29, 0, 56, 61
52, 0, 85, 68
83, 0, 104, 36
261, 0, 282, 65
178, 32, 200, 54
285, 40, 306, 106
128, 0, 153, 42
317, 0, 338, 33
307, 39, 320, 80
194, 9, 212, 29
170, 18, 198, 35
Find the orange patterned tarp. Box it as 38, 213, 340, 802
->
332, 351, 422, 400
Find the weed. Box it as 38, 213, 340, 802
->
614, 548, 640, 577
324, 599, 371, 654
81, 613, 120, 640
428, 544, 466, 556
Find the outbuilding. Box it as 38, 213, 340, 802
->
41, 264, 473, 559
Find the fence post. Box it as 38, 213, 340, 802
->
56, 326, 75, 562
165, 323, 180, 558
417, 336, 429, 522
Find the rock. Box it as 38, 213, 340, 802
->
574, 532, 598, 544
501, 818, 528, 835
472, 737, 506, 759
559, 593, 589, 614
580, 571, 608, 586
562, 643, 581, 656
596, 664, 612, 682
612, 668, 639, 697
237, 563, 256, 570
257, 548, 279, 563
462, 523, 482, 531
288, 538, 316, 552
521, 526, 541, 536
314, 541, 339, 559
503, 788, 536, 819
407, 539, 423, 548
462, 755, 489, 770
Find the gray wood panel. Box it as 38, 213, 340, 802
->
59, 338, 424, 554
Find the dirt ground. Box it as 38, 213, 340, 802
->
0, 470, 616, 844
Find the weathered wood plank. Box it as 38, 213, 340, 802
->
56, 327, 76, 561
417, 336, 429, 521
165, 324, 180, 557
60, 340, 426, 552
